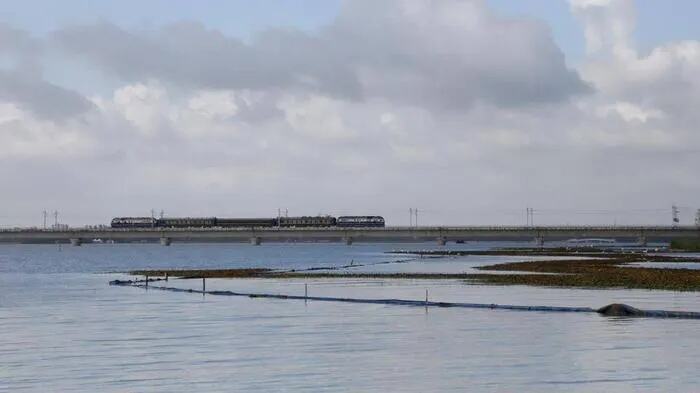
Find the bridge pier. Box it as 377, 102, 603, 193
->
343, 236, 353, 246
160, 237, 172, 246
69, 238, 82, 247
637, 233, 648, 247
250, 236, 261, 246
534, 236, 545, 248
437, 237, 447, 246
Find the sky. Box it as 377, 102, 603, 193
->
0, 0, 699, 227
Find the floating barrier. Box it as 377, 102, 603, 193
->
109, 279, 700, 320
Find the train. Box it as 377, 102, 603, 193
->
110, 215, 385, 229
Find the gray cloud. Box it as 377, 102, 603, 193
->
52, 0, 589, 111
0, 23, 93, 119
54, 22, 284, 89
0, 71, 94, 120
330, 0, 590, 109
0, 23, 40, 62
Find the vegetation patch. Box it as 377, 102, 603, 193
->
670, 239, 700, 252
472, 259, 700, 291
130, 268, 271, 279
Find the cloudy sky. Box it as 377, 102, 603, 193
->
1, 0, 699, 227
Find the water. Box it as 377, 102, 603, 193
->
629, 252, 700, 270
630, 262, 700, 270
2, 243, 700, 392
333, 255, 590, 275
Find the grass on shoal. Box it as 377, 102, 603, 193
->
130, 268, 270, 279
670, 239, 700, 252
472, 259, 700, 291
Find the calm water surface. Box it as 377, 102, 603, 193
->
1, 243, 700, 392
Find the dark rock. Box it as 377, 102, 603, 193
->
597, 303, 644, 317
109, 279, 133, 286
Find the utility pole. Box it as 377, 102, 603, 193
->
415, 208, 419, 228
525, 207, 529, 227
42, 210, 47, 229
672, 204, 680, 227
409, 208, 413, 227
53, 211, 58, 228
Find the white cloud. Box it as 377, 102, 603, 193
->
0, 104, 96, 159
596, 101, 663, 123
112, 82, 171, 136
187, 91, 239, 120
280, 95, 357, 140
570, 0, 635, 57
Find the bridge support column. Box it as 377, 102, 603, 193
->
250, 236, 261, 246
69, 238, 82, 247
534, 236, 545, 248
343, 236, 353, 246
637, 233, 647, 247
437, 237, 447, 246
160, 237, 172, 246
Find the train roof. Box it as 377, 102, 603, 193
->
337, 215, 384, 218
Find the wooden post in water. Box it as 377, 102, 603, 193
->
145, 275, 148, 288
305, 283, 308, 299
424, 289, 429, 313
165, 273, 168, 282
202, 277, 206, 293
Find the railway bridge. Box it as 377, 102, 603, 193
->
0, 226, 698, 246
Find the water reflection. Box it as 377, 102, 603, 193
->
2, 243, 700, 391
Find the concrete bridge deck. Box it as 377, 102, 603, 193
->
0, 226, 698, 246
